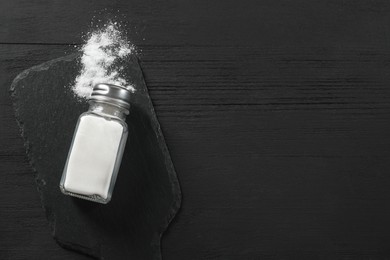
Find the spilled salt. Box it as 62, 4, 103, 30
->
72, 21, 135, 98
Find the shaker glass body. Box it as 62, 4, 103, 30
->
60, 101, 128, 204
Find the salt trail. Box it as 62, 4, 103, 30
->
72, 22, 135, 98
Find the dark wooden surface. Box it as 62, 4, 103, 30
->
2, 0, 390, 259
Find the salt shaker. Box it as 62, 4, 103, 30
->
60, 83, 131, 204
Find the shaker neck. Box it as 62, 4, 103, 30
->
88, 100, 129, 121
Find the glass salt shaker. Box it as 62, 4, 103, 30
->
60, 83, 131, 204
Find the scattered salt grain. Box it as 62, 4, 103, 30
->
72, 21, 135, 98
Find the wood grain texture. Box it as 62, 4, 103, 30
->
1, 0, 390, 259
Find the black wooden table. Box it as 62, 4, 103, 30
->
2, 1, 390, 259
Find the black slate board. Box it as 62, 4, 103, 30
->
9, 53, 181, 259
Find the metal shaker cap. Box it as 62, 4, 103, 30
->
90, 83, 132, 109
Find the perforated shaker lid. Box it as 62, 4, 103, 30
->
90, 83, 132, 109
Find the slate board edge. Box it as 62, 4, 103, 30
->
133, 55, 182, 257
9, 53, 182, 259
8, 55, 81, 249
